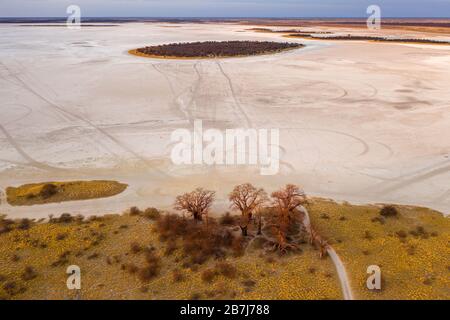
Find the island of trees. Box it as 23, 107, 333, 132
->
132, 41, 304, 58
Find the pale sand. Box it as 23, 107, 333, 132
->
0, 22, 449, 218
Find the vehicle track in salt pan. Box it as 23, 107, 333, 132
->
1, 61, 168, 177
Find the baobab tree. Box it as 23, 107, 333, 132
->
174, 188, 215, 222
228, 183, 268, 236
310, 227, 329, 259
270, 184, 306, 252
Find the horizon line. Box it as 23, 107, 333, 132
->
1, 16, 450, 19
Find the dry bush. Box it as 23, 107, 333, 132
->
220, 212, 235, 226
363, 230, 373, 240
138, 251, 161, 282
40, 183, 58, 199
242, 279, 256, 287
396, 230, 408, 239
17, 218, 32, 230
50, 213, 74, 224
190, 292, 201, 300
156, 214, 235, 264
371, 216, 385, 225
231, 237, 245, 257
3, 281, 25, 296
320, 213, 330, 219
21, 266, 37, 281
138, 265, 159, 282
164, 240, 177, 256
123, 263, 139, 274
51, 251, 70, 267
130, 242, 143, 254
172, 269, 185, 282
410, 226, 430, 239
55, 233, 67, 241
201, 269, 218, 283
380, 205, 398, 218
143, 208, 160, 220
0, 215, 14, 234
215, 262, 237, 279
87, 253, 100, 260
157, 214, 189, 241
129, 206, 141, 216
242, 279, 256, 292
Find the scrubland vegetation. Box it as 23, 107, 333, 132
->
132, 41, 303, 58
0, 182, 448, 300
307, 198, 450, 300
6, 180, 127, 206
0, 184, 341, 300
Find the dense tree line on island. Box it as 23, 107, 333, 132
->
136, 41, 303, 58
288, 33, 450, 44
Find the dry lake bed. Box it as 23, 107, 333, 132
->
1, 22, 450, 218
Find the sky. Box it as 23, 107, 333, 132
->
0, 0, 449, 18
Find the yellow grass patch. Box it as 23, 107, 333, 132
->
306, 198, 450, 300
0, 213, 341, 300
6, 180, 127, 206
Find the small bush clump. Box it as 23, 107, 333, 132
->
0, 215, 14, 234
138, 251, 161, 282
51, 213, 74, 224
130, 242, 143, 254
201, 269, 218, 283
380, 205, 398, 218
129, 207, 141, 216
215, 262, 237, 279
219, 212, 235, 226
21, 266, 38, 281
40, 183, 58, 199
143, 208, 160, 220
17, 218, 32, 230
172, 269, 185, 282
156, 214, 236, 264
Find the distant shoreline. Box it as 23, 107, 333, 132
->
1, 17, 450, 25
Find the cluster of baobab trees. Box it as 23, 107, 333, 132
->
174, 183, 307, 252
137, 41, 303, 58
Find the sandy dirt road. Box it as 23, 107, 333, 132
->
300, 206, 354, 300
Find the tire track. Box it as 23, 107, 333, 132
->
180, 62, 203, 126
375, 163, 450, 196
435, 188, 450, 202
0, 123, 66, 172
152, 63, 195, 122
2, 61, 168, 176
216, 61, 252, 128
2, 104, 33, 126
285, 126, 370, 157
215, 61, 297, 173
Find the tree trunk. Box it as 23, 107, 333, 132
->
193, 212, 202, 221
240, 225, 248, 237
257, 214, 262, 235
